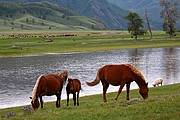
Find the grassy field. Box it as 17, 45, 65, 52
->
0, 30, 180, 56
0, 83, 180, 120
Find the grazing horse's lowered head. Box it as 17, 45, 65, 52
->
139, 82, 149, 99
30, 71, 68, 110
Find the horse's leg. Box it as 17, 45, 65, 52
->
56, 94, 59, 108
102, 82, 109, 102
67, 93, 69, 106
40, 96, 43, 108
126, 82, 131, 101
73, 93, 76, 106
59, 91, 62, 107
56, 93, 61, 108
77, 91, 79, 106
57, 88, 62, 108
115, 82, 125, 102
39, 91, 46, 108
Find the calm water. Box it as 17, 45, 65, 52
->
0, 47, 180, 109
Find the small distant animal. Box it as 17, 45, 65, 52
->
153, 78, 163, 87
66, 78, 81, 106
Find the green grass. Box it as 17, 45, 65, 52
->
0, 84, 180, 120
0, 30, 180, 56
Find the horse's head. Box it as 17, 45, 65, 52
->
29, 97, 40, 110
59, 71, 68, 83
139, 82, 149, 99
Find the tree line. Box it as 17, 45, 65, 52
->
125, 0, 179, 40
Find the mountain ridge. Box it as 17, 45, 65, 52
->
1, 0, 179, 30
0, 0, 130, 29
0, 1, 107, 30
108, 0, 180, 29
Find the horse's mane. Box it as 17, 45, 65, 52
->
32, 75, 43, 101
59, 71, 68, 81
124, 64, 146, 82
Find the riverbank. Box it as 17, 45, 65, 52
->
0, 83, 179, 120
0, 30, 180, 56
1, 47, 180, 110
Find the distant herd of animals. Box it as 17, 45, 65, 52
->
30, 63, 163, 110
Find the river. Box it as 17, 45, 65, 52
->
0, 47, 180, 109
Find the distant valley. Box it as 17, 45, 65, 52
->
0, 0, 179, 30
0, 2, 106, 30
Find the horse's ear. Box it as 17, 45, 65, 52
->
29, 97, 32, 99
146, 82, 148, 86
68, 78, 72, 82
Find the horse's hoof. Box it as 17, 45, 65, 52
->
114, 99, 117, 103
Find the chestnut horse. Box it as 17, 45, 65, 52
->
30, 71, 68, 110
66, 78, 81, 106
86, 64, 149, 102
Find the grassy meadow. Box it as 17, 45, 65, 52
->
0, 30, 180, 119
0, 83, 180, 120
0, 30, 180, 56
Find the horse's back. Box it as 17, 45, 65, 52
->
45, 74, 62, 84
102, 64, 133, 76
100, 64, 134, 85
43, 74, 63, 95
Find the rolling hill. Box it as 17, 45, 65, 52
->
0, 2, 107, 30
0, 0, 129, 30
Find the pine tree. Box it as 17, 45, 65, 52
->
125, 12, 146, 40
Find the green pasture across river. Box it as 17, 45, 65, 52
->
0, 30, 180, 56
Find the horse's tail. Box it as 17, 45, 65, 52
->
86, 70, 100, 86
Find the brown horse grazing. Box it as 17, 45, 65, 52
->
66, 78, 81, 106
86, 64, 149, 102
30, 71, 68, 110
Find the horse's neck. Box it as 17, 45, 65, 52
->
134, 77, 146, 89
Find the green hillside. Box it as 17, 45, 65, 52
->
0, 2, 107, 31
0, 0, 129, 30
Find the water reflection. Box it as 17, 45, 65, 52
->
0, 47, 180, 108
